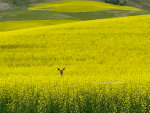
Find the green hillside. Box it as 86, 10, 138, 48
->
98, 0, 150, 10
121, 0, 150, 10
1, 0, 150, 10
0, 0, 150, 22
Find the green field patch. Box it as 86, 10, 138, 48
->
0, 8, 149, 22
29, 0, 140, 12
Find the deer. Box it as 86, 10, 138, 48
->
58, 68, 65, 76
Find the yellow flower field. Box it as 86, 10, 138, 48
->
29, 0, 140, 12
0, 14, 149, 112
0, 20, 80, 32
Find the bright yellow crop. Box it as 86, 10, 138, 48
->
0, 14, 149, 112
28, 0, 140, 12
0, 20, 80, 32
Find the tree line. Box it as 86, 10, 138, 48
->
104, 0, 127, 6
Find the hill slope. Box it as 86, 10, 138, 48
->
0, 0, 149, 22
0, 20, 79, 32
0, 13, 149, 113
1, 0, 150, 10
97, 0, 150, 10
123, 0, 150, 10
0, 14, 149, 75
28, 0, 139, 12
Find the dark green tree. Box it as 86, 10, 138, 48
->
106, 0, 120, 5
104, 0, 108, 3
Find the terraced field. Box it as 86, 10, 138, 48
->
0, 14, 149, 112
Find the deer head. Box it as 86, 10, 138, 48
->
58, 68, 65, 76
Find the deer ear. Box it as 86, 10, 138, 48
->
63, 68, 65, 70
58, 68, 60, 70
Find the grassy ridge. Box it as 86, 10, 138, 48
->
97, 0, 150, 10
0, 20, 80, 32
29, 0, 140, 12
0, 14, 149, 112
1, 9, 150, 22
1, 0, 150, 11
124, 0, 150, 10
0, 0, 149, 22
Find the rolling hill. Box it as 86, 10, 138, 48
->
0, 14, 149, 70
0, 0, 150, 22
1, 0, 150, 11
0, 0, 150, 112
28, 0, 139, 12
121, 0, 150, 10
0, 20, 79, 32
0, 14, 149, 112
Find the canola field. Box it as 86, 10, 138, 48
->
29, 0, 140, 12
0, 14, 150, 113
0, 20, 79, 32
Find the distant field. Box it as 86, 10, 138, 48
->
124, 0, 150, 10
0, 0, 149, 22
0, 14, 149, 112
1, 9, 149, 22
1, 0, 150, 11
29, 0, 140, 12
0, 20, 80, 32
